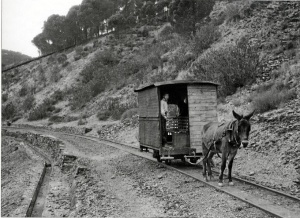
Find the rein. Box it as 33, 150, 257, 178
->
184, 119, 241, 165
229, 120, 240, 147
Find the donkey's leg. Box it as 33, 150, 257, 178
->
207, 151, 215, 181
203, 157, 208, 182
228, 152, 237, 186
202, 143, 208, 181
218, 152, 227, 187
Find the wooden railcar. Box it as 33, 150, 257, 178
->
134, 80, 218, 163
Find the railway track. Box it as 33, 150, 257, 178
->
3, 126, 300, 218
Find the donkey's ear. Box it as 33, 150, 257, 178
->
244, 110, 255, 120
232, 110, 243, 120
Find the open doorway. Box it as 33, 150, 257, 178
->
160, 85, 189, 145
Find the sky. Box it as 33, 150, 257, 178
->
2, 0, 82, 57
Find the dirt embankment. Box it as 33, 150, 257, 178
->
2, 130, 73, 217
1, 136, 44, 217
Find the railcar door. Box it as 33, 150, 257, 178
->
159, 85, 192, 156
138, 87, 161, 150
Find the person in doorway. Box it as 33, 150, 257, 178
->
161, 93, 169, 145
178, 96, 188, 117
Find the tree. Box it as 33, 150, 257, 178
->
2, 102, 17, 120
108, 13, 126, 32
169, 0, 215, 34
156, 0, 171, 21
32, 32, 53, 55
140, 1, 156, 23
66, 5, 84, 45
79, 0, 117, 39
43, 15, 69, 50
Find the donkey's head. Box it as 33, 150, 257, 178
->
232, 110, 255, 148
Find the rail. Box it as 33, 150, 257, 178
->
3, 125, 300, 218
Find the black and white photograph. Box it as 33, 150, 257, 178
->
1, 0, 300, 217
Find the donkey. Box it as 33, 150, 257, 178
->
201, 110, 254, 186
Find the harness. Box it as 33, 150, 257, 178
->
209, 120, 240, 158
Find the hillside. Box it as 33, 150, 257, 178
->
1, 49, 32, 68
2, 0, 300, 196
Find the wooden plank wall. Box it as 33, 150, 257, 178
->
138, 87, 159, 117
188, 84, 218, 153
138, 87, 161, 149
139, 119, 161, 149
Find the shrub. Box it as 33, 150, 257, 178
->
47, 55, 56, 64
193, 23, 221, 55
172, 50, 191, 72
57, 54, 67, 64
97, 97, 132, 121
53, 108, 62, 114
81, 51, 89, 57
74, 54, 81, 61
212, 12, 226, 26
284, 49, 296, 59
193, 37, 262, 97
224, 2, 241, 23
65, 116, 79, 122
251, 78, 297, 113
93, 40, 100, 48
252, 88, 297, 113
255, 82, 274, 93
75, 46, 83, 55
120, 108, 138, 121
84, 46, 91, 51
38, 67, 47, 85
49, 115, 64, 123
70, 86, 92, 110
232, 98, 242, 107
80, 50, 118, 85
95, 49, 119, 66
12, 116, 22, 123
28, 98, 55, 121
62, 61, 69, 68
110, 105, 128, 120
2, 93, 8, 103
97, 111, 111, 121
51, 90, 64, 103
2, 102, 17, 120
71, 50, 121, 109
50, 65, 61, 83
138, 26, 149, 37
158, 25, 174, 40
66, 64, 73, 72
77, 118, 87, 125
23, 95, 35, 112
19, 84, 28, 97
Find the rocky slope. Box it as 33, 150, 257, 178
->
2, 0, 300, 198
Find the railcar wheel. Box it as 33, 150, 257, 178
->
140, 146, 144, 152
190, 157, 198, 164
181, 156, 186, 163
165, 160, 171, 165
157, 156, 162, 162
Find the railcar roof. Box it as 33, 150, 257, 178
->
134, 80, 219, 92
